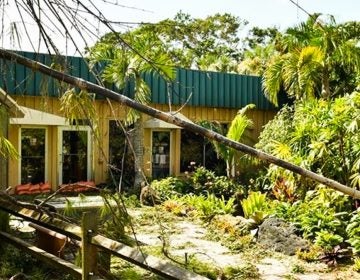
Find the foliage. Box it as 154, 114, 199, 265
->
180, 193, 235, 220
87, 30, 175, 124
0, 106, 19, 159
263, 14, 360, 105
315, 230, 344, 251
208, 214, 251, 237
241, 191, 269, 225
273, 187, 350, 244
162, 199, 188, 216
150, 177, 191, 200
296, 245, 322, 262
318, 245, 352, 267
122, 194, 142, 208
256, 92, 360, 196
223, 263, 260, 279
60, 89, 98, 130
208, 104, 255, 178
346, 209, 360, 255
98, 192, 132, 240
132, 12, 247, 71
353, 257, 360, 272
189, 166, 242, 199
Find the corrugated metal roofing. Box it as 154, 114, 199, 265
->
0, 51, 279, 110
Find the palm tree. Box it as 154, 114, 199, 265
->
263, 14, 360, 105
212, 104, 255, 177
88, 32, 175, 192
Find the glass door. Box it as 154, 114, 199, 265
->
152, 131, 170, 179
20, 128, 46, 184
59, 127, 91, 184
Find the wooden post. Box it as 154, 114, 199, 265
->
0, 210, 9, 253
81, 211, 98, 280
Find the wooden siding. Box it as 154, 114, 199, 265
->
7, 96, 276, 188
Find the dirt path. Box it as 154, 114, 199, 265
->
130, 207, 360, 280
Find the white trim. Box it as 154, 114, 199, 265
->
58, 126, 92, 185
10, 106, 68, 126
19, 127, 48, 185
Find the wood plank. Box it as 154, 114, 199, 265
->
91, 235, 209, 280
82, 212, 98, 280
0, 230, 82, 279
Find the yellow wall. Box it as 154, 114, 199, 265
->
7, 96, 276, 189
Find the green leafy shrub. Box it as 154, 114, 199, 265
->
346, 209, 360, 255
180, 193, 235, 220
190, 166, 242, 199
256, 92, 360, 197
315, 230, 344, 251
241, 191, 269, 225
191, 166, 216, 192
151, 177, 191, 200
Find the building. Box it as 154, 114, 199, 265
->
1, 51, 281, 191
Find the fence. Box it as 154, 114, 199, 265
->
0, 196, 208, 280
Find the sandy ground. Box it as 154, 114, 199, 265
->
129, 208, 360, 280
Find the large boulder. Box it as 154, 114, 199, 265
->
257, 217, 309, 255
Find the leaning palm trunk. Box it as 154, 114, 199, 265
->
2, 49, 360, 198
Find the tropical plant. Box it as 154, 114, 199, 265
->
241, 191, 269, 225
315, 230, 344, 251
263, 14, 360, 105
0, 107, 18, 160
256, 91, 360, 197
211, 104, 255, 178
346, 209, 360, 255
180, 193, 235, 220
273, 187, 349, 241
88, 31, 175, 191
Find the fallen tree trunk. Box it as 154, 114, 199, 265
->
1, 49, 359, 198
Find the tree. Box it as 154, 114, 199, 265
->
87, 31, 175, 191
130, 11, 247, 71
263, 14, 360, 105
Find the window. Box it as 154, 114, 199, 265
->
180, 128, 226, 175
152, 131, 170, 179
21, 128, 46, 184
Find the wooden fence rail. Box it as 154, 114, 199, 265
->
0, 199, 208, 280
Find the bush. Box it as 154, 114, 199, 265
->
190, 166, 243, 199
150, 177, 191, 200
273, 187, 349, 242
346, 209, 360, 255
256, 93, 360, 198
180, 193, 235, 220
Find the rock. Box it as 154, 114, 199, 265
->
257, 217, 309, 255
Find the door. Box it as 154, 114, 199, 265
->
152, 131, 171, 179
20, 127, 47, 184
58, 127, 91, 185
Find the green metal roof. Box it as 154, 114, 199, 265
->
0, 51, 280, 110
